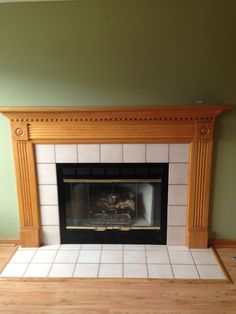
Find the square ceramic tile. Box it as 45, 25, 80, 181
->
167, 227, 186, 246
102, 244, 123, 250
37, 163, 57, 185
124, 250, 146, 264
196, 265, 225, 279
172, 265, 199, 279
168, 185, 188, 205
35, 144, 55, 163
49, 264, 75, 277
81, 244, 102, 250
169, 251, 194, 264
124, 264, 148, 278
41, 226, 60, 245
100, 144, 123, 162
60, 244, 81, 250
146, 251, 169, 264
0, 263, 28, 277
146, 144, 169, 162
77, 250, 101, 263
123, 144, 146, 163
31, 250, 57, 264
168, 163, 188, 184
99, 264, 123, 278
73, 263, 99, 278
9, 249, 36, 264
39, 185, 58, 206
124, 245, 145, 251
24, 264, 52, 277
55, 144, 78, 163
169, 144, 189, 162
167, 246, 189, 251
168, 206, 186, 226
38, 245, 60, 250
40, 205, 59, 226
54, 250, 79, 263
191, 250, 218, 265
145, 245, 167, 251
148, 264, 173, 278
100, 250, 123, 263
78, 144, 100, 163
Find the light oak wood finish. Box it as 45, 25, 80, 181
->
209, 239, 236, 248
0, 247, 236, 314
0, 239, 20, 245
0, 245, 18, 273
0, 105, 231, 247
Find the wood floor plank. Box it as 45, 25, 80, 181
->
0, 248, 236, 314
0, 246, 18, 273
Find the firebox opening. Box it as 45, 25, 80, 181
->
57, 163, 168, 244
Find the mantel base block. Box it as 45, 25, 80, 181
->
20, 228, 40, 247
187, 229, 209, 248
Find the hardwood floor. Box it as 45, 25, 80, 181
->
0, 247, 236, 314
0, 244, 18, 273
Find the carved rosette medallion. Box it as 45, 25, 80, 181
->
195, 122, 213, 141
12, 124, 29, 141
15, 128, 24, 137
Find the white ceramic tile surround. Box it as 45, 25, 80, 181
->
35, 144, 189, 246
0, 245, 225, 280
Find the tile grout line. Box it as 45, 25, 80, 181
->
189, 249, 201, 279
72, 246, 82, 278
99, 144, 101, 163
144, 246, 149, 278
122, 245, 124, 278
46, 246, 60, 277
166, 246, 175, 279
22, 248, 38, 277
97, 245, 103, 278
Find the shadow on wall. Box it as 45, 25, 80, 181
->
209, 104, 236, 239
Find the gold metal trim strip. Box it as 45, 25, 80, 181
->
63, 179, 162, 183
66, 226, 161, 231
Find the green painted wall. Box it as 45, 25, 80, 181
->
0, 0, 235, 239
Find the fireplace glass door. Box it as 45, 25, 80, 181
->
57, 163, 168, 244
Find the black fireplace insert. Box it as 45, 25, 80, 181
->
56, 163, 168, 244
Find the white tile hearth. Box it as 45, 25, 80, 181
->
124, 264, 148, 278
148, 264, 173, 279
0, 245, 226, 280
74, 263, 99, 277
172, 265, 199, 279
99, 264, 123, 278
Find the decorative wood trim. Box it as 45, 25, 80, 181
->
209, 239, 236, 248
0, 105, 231, 247
12, 141, 40, 247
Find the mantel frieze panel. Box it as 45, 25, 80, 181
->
27, 121, 195, 142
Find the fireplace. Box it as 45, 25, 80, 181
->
57, 163, 168, 244
0, 105, 231, 248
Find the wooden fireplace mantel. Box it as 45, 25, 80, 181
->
0, 105, 231, 248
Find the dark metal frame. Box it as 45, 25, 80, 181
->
56, 163, 168, 244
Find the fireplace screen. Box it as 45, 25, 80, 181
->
57, 163, 168, 244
